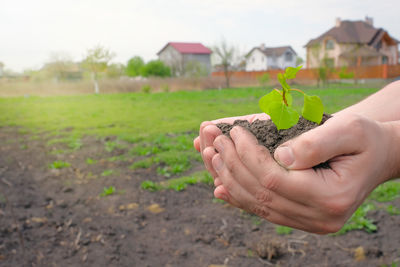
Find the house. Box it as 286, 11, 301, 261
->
245, 45, 297, 71
305, 17, 399, 68
157, 42, 212, 76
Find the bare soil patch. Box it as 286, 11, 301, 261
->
0, 127, 399, 266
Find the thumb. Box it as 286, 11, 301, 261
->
274, 115, 366, 170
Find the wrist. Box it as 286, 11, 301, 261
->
382, 120, 400, 181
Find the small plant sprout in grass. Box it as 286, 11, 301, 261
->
141, 171, 213, 192
100, 186, 116, 197
101, 169, 114, 177
335, 203, 377, 235
86, 158, 97, 165
49, 160, 71, 169
259, 65, 324, 130
275, 225, 293, 235
386, 204, 400, 215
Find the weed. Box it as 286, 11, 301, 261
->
100, 186, 116, 197
336, 203, 377, 235
50, 149, 66, 155
49, 161, 70, 169
275, 225, 293, 235
141, 171, 212, 192
20, 144, 28, 150
101, 169, 113, 176
212, 198, 226, 204
386, 204, 400, 215
141, 181, 162, 192
86, 158, 97, 165
68, 138, 82, 150
369, 181, 400, 202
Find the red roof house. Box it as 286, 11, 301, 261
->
157, 42, 212, 76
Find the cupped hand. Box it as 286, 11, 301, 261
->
199, 113, 400, 234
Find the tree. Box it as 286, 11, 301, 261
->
141, 60, 171, 77
44, 52, 75, 82
106, 63, 125, 78
212, 39, 241, 88
0, 61, 4, 77
82, 45, 115, 94
126, 56, 145, 77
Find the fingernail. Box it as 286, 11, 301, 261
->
212, 155, 224, 172
213, 138, 224, 153
274, 146, 294, 168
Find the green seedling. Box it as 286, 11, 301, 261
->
386, 204, 400, 215
86, 158, 97, 165
275, 225, 293, 235
101, 169, 113, 176
49, 160, 70, 169
100, 186, 116, 197
259, 65, 324, 130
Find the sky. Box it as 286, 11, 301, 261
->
1, 0, 399, 72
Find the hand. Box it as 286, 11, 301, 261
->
193, 113, 270, 186
197, 113, 400, 234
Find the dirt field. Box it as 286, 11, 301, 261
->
1, 127, 399, 267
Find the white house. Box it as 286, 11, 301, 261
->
157, 42, 212, 76
245, 45, 297, 71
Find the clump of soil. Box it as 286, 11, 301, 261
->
217, 114, 332, 168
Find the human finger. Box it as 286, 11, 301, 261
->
202, 146, 219, 178
193, 136, 200, 152
273, 114, 375, 170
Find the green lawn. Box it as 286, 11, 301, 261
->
0, 86, 379, 140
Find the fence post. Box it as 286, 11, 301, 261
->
382, 64, 388, 79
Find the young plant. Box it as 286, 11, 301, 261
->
259, 66, 324, 130
100, 186, 116, 197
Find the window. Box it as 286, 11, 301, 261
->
285, 52, 292, 62
382, 56, 388, 64
323, 58, 335, 68
252, 57, 255, 63
326, 39, 335, 50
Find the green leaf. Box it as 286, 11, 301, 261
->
259, 90, 282, 114
284, 65, 302, 79
277, 73, 290, 91
269, 102, 299, 130
284, 91, 293, 106
302, 94, 324, 124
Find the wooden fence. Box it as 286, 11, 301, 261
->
211, 64, 400, 81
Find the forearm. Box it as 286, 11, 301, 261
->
336, 81, 400, 122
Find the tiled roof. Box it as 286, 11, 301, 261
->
157, 42, 212, 55
305, 20, 399, 47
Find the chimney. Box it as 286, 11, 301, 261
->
365, 16, 373, 26
335, 17, 341, 27
260, 43, 265, 50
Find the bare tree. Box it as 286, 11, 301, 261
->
44, 52, 74, 82
212, 39, 241, 88
0, 61, 4, 77
82, 45, 115, 94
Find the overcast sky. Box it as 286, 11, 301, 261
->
1, 0, 399, 72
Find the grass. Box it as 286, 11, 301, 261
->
49, 160, 70, 169
275, 225, 293, 235
141, 171, 213, 192
0, 86, 379, 140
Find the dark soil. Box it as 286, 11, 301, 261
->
217, 114, 332, 155
1, 127, 400, 266
217, 114, 332, 168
